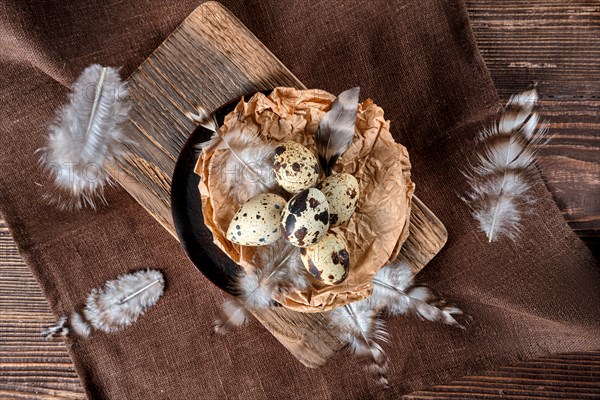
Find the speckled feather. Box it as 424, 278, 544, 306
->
83, 269, 165, 333
316, 87, 360, 176
214, 239, 310, 332
463, 87, 548, 242
328, 303, 389, 387
368, 260, 464, 328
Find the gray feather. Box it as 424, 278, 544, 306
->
195, 112, 279, 204
316, 87, 360, 176
38, 64, 130, 210
213, 298, 251, 335
83, 269, 164, 333
328, 303, 389, 387
215, 240, 309, 330
368, 261, 464, 329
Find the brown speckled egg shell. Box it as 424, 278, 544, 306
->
281, 188, 329, 247
273, 141, 320, 194
300, 232, 350, 285
226, 193, 287, 246
316, 173, 359, 227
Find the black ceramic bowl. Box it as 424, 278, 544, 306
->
171, 92, 268, 295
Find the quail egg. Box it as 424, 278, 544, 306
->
273, 141, 320, 194
226, 193, 287, 246
281, 188, 329, 247
300, 232, 350, 285
316, 173, 360, 227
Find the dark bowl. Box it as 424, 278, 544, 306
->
171, 92, 268, 295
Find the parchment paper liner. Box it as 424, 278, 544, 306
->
195, 87, 414, 312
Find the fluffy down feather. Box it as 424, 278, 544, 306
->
328, 303, 389, 387
38, 64, 130, 210
69, 311, 91, 338
369, 262, 464, 328
231, 239, 308, 308
214, 240, 309, 331
198, 111, 280, 204
83, 269, 164, 333
213, 298, 251, 335
364, 260, 414, 313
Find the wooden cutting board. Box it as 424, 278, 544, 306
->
107, 1, 447, 368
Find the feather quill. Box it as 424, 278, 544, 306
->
463, 87, 547, 242
214, 239, 309, 334
195, 111, 279, 204
365, 261, 464, 328
38, 64, 130, 210
316, 87, 360, 176
328, 303, 389, 387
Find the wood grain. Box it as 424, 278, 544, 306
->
1, 1, 598, 399
0, 221, 86, 399
107, 1, 304, 235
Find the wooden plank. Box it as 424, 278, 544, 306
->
0, 221, 86, 399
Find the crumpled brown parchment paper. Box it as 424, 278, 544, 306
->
195, 87, 414, 312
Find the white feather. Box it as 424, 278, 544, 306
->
463, 87, 548, 242
328, 303, 389, 387
213, 298, 251, 335
198, 112, 280, 204
365, 260, 414, 313
38, 64, 130, 210
231, 239, 308, 310
70, 311, 91, 338
402, 287, 464, 328
83, 269, 164, 333
236, 267, 278, 309
250, 239, 309, 295
215, 240, 309, 332
369, 264, 464, 328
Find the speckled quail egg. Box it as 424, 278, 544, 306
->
281, 188, 330, 247
273, 141, 320, 194
300, 232, 350, 285
226, 193, 287, 246
316, 173, 360, 227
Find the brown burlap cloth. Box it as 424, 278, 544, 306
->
1, 1, 598, 398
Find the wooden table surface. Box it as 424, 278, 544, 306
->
1, 1, 598, 399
